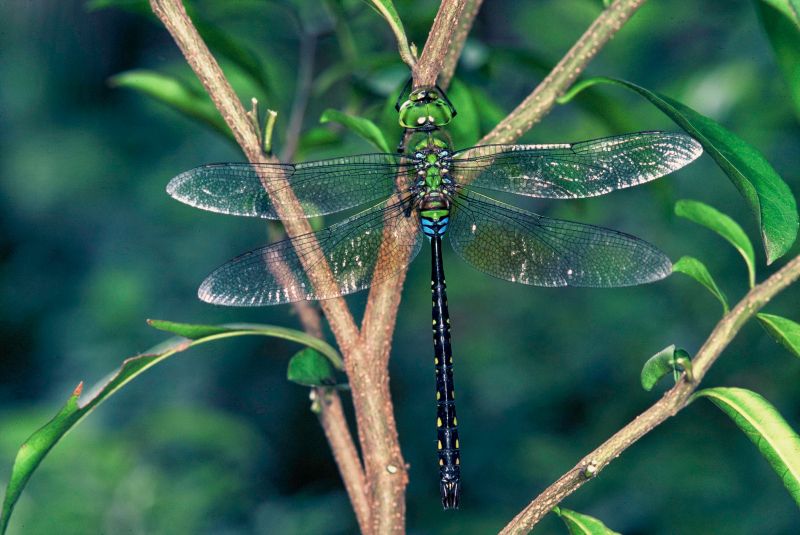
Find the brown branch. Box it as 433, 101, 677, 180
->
316, 389, 371, 534
147, 1, 371, 531
438, 0, 483, 88
413, 0, 468, 87
481, 0, 646, 146
499, 254, 800, 534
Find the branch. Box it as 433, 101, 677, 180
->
499, 253, 800, 534
413, 0, 468, 87
438, 0, 484, 88
147, 1, 371, 531
481, 0, 646, 145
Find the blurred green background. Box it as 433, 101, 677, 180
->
1, 1, 799, 534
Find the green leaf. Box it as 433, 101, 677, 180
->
675, 200, 756, 287
0, 321, 343, 534
757, 313, 800, 357
641, 345, 693, 391
147, 319, 343, 369
553, 506, 622, 535
673, 256, 730, 313
693, 387, 800, 508
757, 1, 800, 119
367, 0, 415, 66
446, 79, 481, 148
560, 77, 799, 263
320, 109, 391, 153
287, 348, 337, 387
760, 0, 800, 28
110, 70, 233, 140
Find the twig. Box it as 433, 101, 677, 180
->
316, 389, 371, 535
413, 0, 468, 87
147, 1, 370, 532
481, 0, 646, 145
438, 0, 484, 88
499, 254, 800, 534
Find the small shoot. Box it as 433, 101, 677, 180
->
287, 348, 338, 388
641, 345, 693, 391
757, 313, 800, 358
673, 256, 730, 314
675, 200, 756, 287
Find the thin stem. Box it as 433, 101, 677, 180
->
413, 0, 468, 87
438, 0, 484, 88
316, 389, 371, 535
499, 254, 800, 534
480, 0, 646, 145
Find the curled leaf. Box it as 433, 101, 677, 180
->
641, 345, 692, 391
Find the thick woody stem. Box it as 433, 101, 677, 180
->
413, 0, 468, 87
500, 254, 800, 534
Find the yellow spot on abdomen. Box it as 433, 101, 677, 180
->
437, 440, 443, 450
437, 417, 443, 427
453, 417, 458, 426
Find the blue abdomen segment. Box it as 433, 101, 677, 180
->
421, 216, 449, 237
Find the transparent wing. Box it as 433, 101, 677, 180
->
167, 153, 411, 219
451, 132, 702, 199
448, 190, 672, 287
199, 199, 423, 306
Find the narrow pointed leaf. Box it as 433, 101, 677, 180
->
320, 109, 391, 153
367, 0, 415, 66
110, 70, 232, 140
757, 1, 800, 119
675, 200, 756, 287
287, 348, 337, 386
147, 319, 343, 369
641, 345, 678, 391
673, 256, 730, 313
757, 313, 800, 357
760, 0, 800, 28
0, 322, 342, 534
553, 506, 622, 535
561, 77, 799, 263
694, 387, 800, 507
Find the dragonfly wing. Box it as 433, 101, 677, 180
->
452, 132, 702, 199
167, 153, 410, 218
448, 190, 672, 287
199, 198, 423, 305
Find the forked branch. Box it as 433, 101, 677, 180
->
500, 254, 800, 534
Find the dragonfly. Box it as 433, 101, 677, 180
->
167, 84, 702, 509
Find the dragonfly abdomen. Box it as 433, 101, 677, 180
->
431, 233, 461, 509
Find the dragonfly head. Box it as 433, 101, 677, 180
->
398, 86, 456, 131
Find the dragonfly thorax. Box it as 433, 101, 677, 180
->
409, 134, 455, 238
